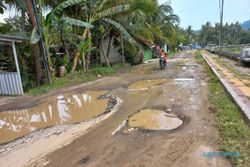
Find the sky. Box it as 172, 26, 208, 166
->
159, 0, 250, 30
0, 0, 249, 30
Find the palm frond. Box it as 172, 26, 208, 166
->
61, 17, 93, 28
46, 0, 86, 24
97, 4, 130, 18
102, 18, 137, 45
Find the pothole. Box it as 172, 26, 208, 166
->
128, 109, 183, 131
174, 78, 194, 81
0, 90, 116, 144
128, 79, 167, 91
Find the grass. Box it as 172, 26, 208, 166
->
222, 47, 242, 54
28, 64, 125, 95
195, 50, 250, 167
215, 57, 250, 80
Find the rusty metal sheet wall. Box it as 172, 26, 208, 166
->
0, 72, 23, 95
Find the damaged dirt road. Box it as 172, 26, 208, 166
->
0, 51, 231, 167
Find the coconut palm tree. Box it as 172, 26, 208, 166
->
2, 0, 27, 31
119, 1, 179, 49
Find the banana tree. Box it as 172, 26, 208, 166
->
48, 0, 137, 72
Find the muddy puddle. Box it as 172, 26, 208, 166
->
128, 79, 167, 91
0, 91, 110, 144
128, 109, 183, 130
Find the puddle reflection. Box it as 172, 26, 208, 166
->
128, 109, 183, 130
0, 91, 108, 144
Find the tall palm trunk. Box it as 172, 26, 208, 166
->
25, 0, 43, 85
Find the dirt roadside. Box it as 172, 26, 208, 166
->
0, 51, 231, 167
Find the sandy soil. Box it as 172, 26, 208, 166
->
0, 51, 231, 167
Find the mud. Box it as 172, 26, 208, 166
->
0, 51, 231, 167
0, 91, 110, 144
128, 79, 167, 91
128, 109, 183, 130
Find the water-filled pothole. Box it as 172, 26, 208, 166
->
128, 79, 167, 91
0, 91, 114, 144
128, 109, 183, 131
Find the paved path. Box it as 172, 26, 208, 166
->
201, 51, 250, 121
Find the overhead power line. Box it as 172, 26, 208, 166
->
178, 0, 216, 14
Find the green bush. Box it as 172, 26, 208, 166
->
90, 66, 115, 75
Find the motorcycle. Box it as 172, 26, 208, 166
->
159, 57, 166, 70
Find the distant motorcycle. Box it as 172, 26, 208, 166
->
159, 57, 166, 70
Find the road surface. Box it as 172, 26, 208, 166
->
0, 51, 230, 167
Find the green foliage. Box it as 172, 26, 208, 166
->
129, 0, 158, 16
90, 66, 115, 75
30, 27, 40, 44
102, 18, 136, 45
176, 25, 197, 46
222, 47, 241, 54
46, 0, 86, 24
198, 21, 249, 46
239, 29, 250, 44
28, 64, 124, 95
97, 4, 130, 18
61, 17, 93, 28
1, 0, 180, 89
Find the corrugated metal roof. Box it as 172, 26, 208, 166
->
0, 34, 29, 43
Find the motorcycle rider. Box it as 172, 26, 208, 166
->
159, 49, 167, 69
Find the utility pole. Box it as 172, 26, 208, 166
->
31, 0, 52, 84
219, 0, 224, 58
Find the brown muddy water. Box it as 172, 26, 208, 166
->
0, 91, 109, 144
128, 79, 167, 91
128, 109, 183, 130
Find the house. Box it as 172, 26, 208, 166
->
100, 37, 123, 65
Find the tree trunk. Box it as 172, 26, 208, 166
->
20, 10, 25, 31
121, 35, 125, 65
38, 0, 53, 77
85, 30, 92, 71
71, 28, 89, 73
71, 52, 80, 73
101, 38, 111, 67
33, 44, 43, 85
82, 52, 86, 72
25, 0, 43, 85
59, 22, 66, 52
100, 28, 112, 67
106, 34, 112, 58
